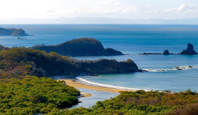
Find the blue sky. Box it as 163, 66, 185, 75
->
0, 0, 198, 24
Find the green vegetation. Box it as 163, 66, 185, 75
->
56, 90, 198, 115
0, 48, 138, 78
1, 79, 198, 115
1, 45, 198, 115
0, 47, 139, 114
0, 76, 80, 115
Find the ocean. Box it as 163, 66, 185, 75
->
1, 24, 198, 92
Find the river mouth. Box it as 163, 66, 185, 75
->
71, 88, 118, 108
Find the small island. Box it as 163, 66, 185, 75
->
180, 43, 198, 55
140, 43, 198, 56
32, 38, 123, 56
0, 27, 28, 36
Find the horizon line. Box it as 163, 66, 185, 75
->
0, 23, 198, 25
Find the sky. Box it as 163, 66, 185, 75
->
0, 0, 198, 24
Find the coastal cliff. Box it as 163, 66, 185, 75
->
0, 27, 28, 36
32, 38, 123, 56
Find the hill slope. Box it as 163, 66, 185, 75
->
33, 38, 123, 56
0, 48, 139, 78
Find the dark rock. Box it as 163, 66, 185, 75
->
180, 43, 197, 55
140, 43, 197, 56
0, 28, 28, 36
139, 53, 162, 55
104, 48, 123, 56
163, 50, 170, 55
32, 38, 123, 56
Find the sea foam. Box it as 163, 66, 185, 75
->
76, 65, 196, 92
143, 65, 195, 72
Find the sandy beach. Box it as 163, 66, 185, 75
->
58, 79, 135, 93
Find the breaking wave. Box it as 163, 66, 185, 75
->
75, 65, 196, 92
143, 65, 195, 72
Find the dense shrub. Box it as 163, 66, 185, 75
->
61, 90, 198, 115
168, 103, 198, 115
0, 76, 80, 114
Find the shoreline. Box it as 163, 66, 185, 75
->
58, 79, 139, 93
57, 65, 195, 94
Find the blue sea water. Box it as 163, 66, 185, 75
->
1, 24, 198, 92
72, 88, 118, 108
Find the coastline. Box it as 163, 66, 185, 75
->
58, 78, 141, 93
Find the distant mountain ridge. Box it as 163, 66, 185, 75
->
33, 38, 123, 56
0, 27, 28, 36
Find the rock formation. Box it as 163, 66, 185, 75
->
141, 43, 197, 56
163, 50, 170, 55
180, 43, 198, 55
32, 38, 123, 56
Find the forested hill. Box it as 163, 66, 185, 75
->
0, 48, 139, 78
33, 38, 123, 56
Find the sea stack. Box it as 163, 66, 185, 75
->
163, 50, 170, 55
180, 43, 198, 55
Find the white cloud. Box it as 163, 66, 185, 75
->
141, 2, 198, 21
0, 0, 197, 24
177, 3, 197, 12
178, 4, 186, 12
